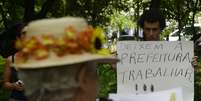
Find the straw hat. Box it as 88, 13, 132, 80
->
14, 17, 117, 69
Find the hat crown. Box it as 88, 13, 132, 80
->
26, 17, 87, 37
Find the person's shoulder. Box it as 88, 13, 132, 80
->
7, 56, 12, 61
6, 55, 15, 64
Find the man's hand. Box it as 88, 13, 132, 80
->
192, 56, 198, 69
13, 82, 24, 91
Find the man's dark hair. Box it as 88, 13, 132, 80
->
138, 9, 166, 30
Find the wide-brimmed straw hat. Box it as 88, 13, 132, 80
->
14, 17, 117, 69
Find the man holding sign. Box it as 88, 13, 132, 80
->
138, 9, 197, 68
116, 9, 197, 101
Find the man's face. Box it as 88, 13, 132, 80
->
143, 21, 160, 41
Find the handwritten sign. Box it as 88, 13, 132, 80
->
109, 87, 183, 101
117, 41, 194, 101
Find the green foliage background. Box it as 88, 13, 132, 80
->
0, 57, 10, 100
97, 64, 117, 97
0, 0, 201, 100
194, 50, 201, 101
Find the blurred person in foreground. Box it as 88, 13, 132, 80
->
13, 17, 118, 101
2, 23, 27, 101
138, 8, 198, 68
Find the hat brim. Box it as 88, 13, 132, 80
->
14, 53, 118, 69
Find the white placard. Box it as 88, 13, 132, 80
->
109, 87, 183, 101
117, 41, 194, 101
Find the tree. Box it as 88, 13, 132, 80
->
150, 0, 161, 9
0, 0, 24, 29
109, 11, 136, 30
186, 0, 201, 43
161, 0, 191, 40
24, 0, 57, 23
0, 0, 58, 29
0, 0, 133, 28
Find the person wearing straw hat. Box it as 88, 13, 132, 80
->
13, 17, 118, 101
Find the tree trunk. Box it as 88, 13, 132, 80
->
23, 0, 57, 23
36, 0, 57, 19
191, 0, 199, 43
66, 0, 78, 16
178, 19, 182, 41
23, 0, 35, 23
150, 0, 161, 9
176, 0, 183, 41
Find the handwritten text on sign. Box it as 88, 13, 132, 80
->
117, 41, 194, 94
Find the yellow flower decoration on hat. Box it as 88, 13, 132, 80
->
91, 27, 110, 55
15, 26, 111, 63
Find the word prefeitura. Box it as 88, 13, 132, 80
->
118, 42, 191, 64
120, 52, 190, 64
